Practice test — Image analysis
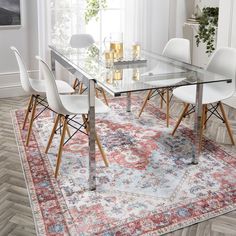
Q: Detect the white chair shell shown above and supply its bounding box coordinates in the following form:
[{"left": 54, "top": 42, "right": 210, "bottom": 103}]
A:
[
  {"left": 162, "top": 38, "right": 191, "bottom": 63},
  {"left": 162, "top": 38, "right": 191, "bottom": 64},
  {"left": 70, "top": 34, "right": 95, "bottom": 48},
  {"left": 11, "top": 46, "right": 34, "bottom": 94}
]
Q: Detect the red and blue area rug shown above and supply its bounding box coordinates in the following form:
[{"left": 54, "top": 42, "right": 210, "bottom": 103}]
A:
[{"left": 12, "top": 96, "right": 236, "bottom": 235}]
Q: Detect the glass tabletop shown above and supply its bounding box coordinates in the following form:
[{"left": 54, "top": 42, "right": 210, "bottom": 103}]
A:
[{"left": 50, "top": 44, "right": 233, "bottom": 97}]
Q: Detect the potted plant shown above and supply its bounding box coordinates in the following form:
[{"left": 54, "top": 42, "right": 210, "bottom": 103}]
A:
[{"left": 195, "top": 7, "right": 219, "bottom": 55}]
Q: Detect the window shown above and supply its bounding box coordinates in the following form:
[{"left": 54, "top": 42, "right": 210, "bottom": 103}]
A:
[
  {"left": 50, "top": 0, "right": 124, "bottom": 46},
  {"left": 49, "top": 0, "right": 170, "bottom": 54}
]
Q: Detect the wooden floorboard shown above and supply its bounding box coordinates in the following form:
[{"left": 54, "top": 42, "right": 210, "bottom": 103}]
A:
[{"left": 0, "top": 95, "right": 236, "bottom": 236}]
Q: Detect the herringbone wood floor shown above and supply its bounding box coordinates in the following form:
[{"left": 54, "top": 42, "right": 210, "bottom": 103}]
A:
[
  {"left": 0, "top": 95, "right": 236, "bottom": 236},
  {"left": 0, "top": 96, "right": 36, "bottom": 236}
]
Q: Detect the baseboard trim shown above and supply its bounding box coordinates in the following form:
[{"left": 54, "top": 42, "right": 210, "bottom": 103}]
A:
[
  {"left": 0, "top": 85, "right": 27, "bottom": 98},
  {"left": 0, "top": 70, "right": 39, "bottom": 76},
  {"left": 0, "top": 70, "right": 38, "bottom": 98}
]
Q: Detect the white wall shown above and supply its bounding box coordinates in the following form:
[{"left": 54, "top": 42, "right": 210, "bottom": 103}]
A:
[{"left": 0, "top": 0, "right": 39, "bottom": 98}]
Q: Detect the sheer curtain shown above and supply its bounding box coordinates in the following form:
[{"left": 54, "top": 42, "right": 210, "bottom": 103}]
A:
[
  {"left": 37, "top": 0, "right": 86, "bottom": 61},
  {"left": 38, "top": 0, "right": 176, "bottom": 81},
  {"left": 124, "top": 0, "right": 170, "bottom": 54},
  {"left": 37, "top": 0, "right": 50, "bottom": 63},
  {"left": 50, "top": 0, "right": 86, "bottom": 46},
  {"left": 37, "top": 0, "right": 86, "bottom": 81},
  {"left": 218, "top": 0, "right": 236, "bottom": 108},
  {"left": 38, "top": 0, "right": 173, "bottom": 58}
]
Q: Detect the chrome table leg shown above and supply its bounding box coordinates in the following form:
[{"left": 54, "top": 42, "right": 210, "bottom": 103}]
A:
[
  {"left": 126, "top": 92, "right": 131, "bottom": 112},
  {"left": 50, "top": 50, "right": 56, "bottom": 72},
  {"left": 88, "top": 79, "right": 96, "bottom": 190},
  {"left": 50, "top": 51, "right": 56, "bottom": 120},
  {"left": 193, "top": 83, "right": 203, "bottom": 164}
]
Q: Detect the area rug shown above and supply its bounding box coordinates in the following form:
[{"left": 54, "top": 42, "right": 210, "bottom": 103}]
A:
[{"left": 12, "top": 96, "right": 236, "bottom": 236}]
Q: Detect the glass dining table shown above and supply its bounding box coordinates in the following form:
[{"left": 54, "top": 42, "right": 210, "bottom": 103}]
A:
[{"left": 49, "top": 44, "right": 232, "bottom": 191}]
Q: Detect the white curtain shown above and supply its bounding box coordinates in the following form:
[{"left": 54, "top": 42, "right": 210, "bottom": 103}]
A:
[
  {"left": 217, "top": 0, "right": 236, "bottom": 108},
  {"left": 37, "top": 0, "right": 87, "bottom": 60},
  {"left": 169, "top": 0, "right": 192, "bottom": 39},
  {"left": 124, "top": 0, "right": 170, "bottom": 54},
  {"left": 37, "top": 0, "right": 86, "bottom": 82},
  {"left": 39, "top": 0, "right": 174, "bottom": 58},
  {"left": 37, "top": 0, "right": 50, "bottom": 62}
]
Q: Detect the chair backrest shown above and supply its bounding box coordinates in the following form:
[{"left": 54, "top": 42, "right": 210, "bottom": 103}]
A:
[
  {"left": 36, "top": 56, "right": 68, "bottom": 115},
  {"left": 10, "top": 46, "right": 33, "bottom": 94},
  {"left": 162, "top": 38, "right": 191, "bottom": 64},
  {"left": 70, "top": 34, "right": 95, "bottom": 48},
  {"left": 206, "top": 47, "right": 236, "bottom": 96}
]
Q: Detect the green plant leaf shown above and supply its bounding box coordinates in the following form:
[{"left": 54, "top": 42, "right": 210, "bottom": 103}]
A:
[
  {"left": 85, "top": 0, "right": 107, "bottom": 24},
  {"left": 195, "top": 7, "right": 218, "bottom": 56}
]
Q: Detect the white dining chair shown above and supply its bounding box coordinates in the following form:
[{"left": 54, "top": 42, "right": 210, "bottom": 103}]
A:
[
  {"left": 70, "top": 34, "right": 109, "bottom": 106},
  {"left": 36, "top": 56, "right": 110, "bottom": 178},
  {"left": 172, "top": 47, "right": 236, "bottom": 147},
  {"left": 138, "top": 38, "right": 191, "bottom": 127},
  {"left": 11, "top": 47, "right": 74, "bottom": 146}
]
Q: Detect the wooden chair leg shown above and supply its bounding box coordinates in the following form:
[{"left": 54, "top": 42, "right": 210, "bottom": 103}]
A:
[
  {"left": 101, "top": 88, "right": 109, "bottom": 106},
  {"left": 79, "top": 83, "right": 83, "bottom": 94},
  {"left": 138, "top": 90, "right": 153, "bottom": 118},
  {"left": 73, "top": 78, "right": 79, "bottom": 89},
  {"left": 57, "top": 116, "right": 71, "bottom": 138},
  {"left": 95, "top": 132, "right": 109, "bottom": 167},
  {"left": 199, "top": 105, "right": 206, "bottom": 151},
  {"left": 82, "top": 114, "right": 89, "bottom": 133},
  {"left": 203, "top": 105, "right": 208, "bottom": 130},
  {"left": 166, "top": 89, "right": 170, "bottom": 127},
  {"left": 172, "top": 103, "right": 190, "bottom": 136},
  {"left": 23, "top": 95, "right": 33, "bottom": 130},
  {"left": 45, "top": 114, "right": 60, "bottom": 153},
  {"left": 83, "top": 114, "right": 108, "bottom": 167},
  {"left": 26, "top": 96, "right": 38, "bottom": 146},
  {"left": 55, "top": 116, "right": 67, "bottom": 178},
  {"left": 96, "top": 89, "right": 99, "bottom": 98},
  {"left": 219, "top": 102, "right": 235, "bottom": 145},
  {"left": 160, "top": 90, "right": 164, "bottom": 109},
  {"left": 65, "top": 121, "right": 71, "bottom": 137}
]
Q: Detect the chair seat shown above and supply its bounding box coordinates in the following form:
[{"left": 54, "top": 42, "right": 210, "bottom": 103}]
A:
[
  {"left": 30, "top": 79, "right": 74, "bottom": 94},
  {"left": 173, "top": 83, "right": 234, "bottom": 105},
  {"left": 60, "top": 95, "right": 110, "bottom": 115},
  {"left": 145, "top": 77, "right": 185, "bottom": 88}
]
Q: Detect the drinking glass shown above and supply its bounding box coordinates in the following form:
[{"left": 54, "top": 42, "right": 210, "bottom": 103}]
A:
[
  {"left": 106, "top": 70, "right": 114, "bottom": 84},
  {"left": 104, "top": 32, "right": 123, "bottom": 60},
  {"left": 132, "top": 68, "right": 140, "bottom": 81},
  {"left": 104, "top": 51, "right": 114, "bottom": 68},
  {"left": 113, "top": 69, "right": 123, "bottom": 80},
  {"left": 132, "top": 43, "right": 141, "bottom": 60}
]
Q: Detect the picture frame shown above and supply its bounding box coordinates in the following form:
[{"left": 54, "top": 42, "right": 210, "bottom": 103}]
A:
[{"left": 0, "top": 0, "right": 21, "bottom": 27}]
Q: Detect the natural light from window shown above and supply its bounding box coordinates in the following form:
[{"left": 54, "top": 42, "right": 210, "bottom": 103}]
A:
[{"left": 50, "top": 0, "right": 125, "bottom": 47}]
